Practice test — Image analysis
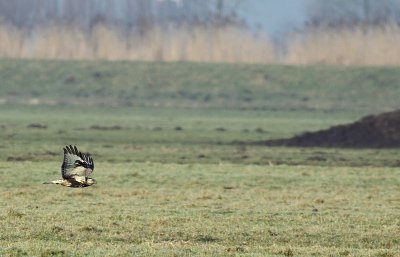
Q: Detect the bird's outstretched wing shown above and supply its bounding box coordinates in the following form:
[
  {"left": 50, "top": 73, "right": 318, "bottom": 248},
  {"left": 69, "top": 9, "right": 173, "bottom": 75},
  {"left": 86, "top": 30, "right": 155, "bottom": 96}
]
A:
[{"left": 61, "top": 145, "right": 94, "bottom": 181}]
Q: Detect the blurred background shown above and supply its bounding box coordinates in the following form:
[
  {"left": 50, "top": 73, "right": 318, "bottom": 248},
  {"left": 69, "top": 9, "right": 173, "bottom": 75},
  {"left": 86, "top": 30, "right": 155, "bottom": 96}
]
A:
[{"left": 1, "top": 0, "right": 400, "bottom": 65}]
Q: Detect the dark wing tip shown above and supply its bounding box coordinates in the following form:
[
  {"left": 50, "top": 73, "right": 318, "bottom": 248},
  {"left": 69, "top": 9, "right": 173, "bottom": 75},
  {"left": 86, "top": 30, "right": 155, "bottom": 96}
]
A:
[
  {"left": 64, "top": 145, "right": 80, "bottom": 155},
  {"left": 63, "top": 145, "right": 94, "bottom": 170},
  {"left": 65, "top": 145, "right": 72, "bottom": 154},
  {"left": 89, "top": 155, "right": 94, "bottom": 170}
]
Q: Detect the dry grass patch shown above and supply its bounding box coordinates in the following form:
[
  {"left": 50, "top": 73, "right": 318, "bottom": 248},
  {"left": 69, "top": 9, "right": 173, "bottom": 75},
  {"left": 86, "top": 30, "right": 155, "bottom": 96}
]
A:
[
  {"left": 0, "top": 23, "right": 275, "bottom": 64},
  {"left": 286, "top": 25, "right": 400, "bottom": 66}
]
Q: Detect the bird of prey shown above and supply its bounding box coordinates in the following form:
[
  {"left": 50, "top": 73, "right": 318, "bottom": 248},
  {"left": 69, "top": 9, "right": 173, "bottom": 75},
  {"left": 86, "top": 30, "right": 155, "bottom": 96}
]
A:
[{"left": 44, "top": 145, "right": 96, "bottom": 187}]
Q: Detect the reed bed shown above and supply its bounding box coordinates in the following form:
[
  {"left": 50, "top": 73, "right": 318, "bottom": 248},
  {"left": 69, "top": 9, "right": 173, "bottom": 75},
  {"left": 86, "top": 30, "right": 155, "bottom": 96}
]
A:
[
  {"left": 0, "top": 23, "right": 275, "bottom": 63},
  {"left": 2, "top": 22, "right": 400, "bottom": 65}
]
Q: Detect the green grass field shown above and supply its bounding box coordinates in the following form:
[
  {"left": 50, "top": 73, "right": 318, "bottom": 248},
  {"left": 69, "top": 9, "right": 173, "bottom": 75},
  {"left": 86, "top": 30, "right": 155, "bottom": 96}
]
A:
[
  {"left": 1, "top": 60, "right": 400, "bottom": 113},
  {"left": 1, "top": 60, "right": 400, "bottom": 256}
]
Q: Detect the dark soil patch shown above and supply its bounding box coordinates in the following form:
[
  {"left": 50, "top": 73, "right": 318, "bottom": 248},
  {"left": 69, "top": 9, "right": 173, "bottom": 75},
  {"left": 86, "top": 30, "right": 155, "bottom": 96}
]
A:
[
  {"left": 263, "top": 110, "right": 400, "bottom": 148},
  {"left": 90, "top": 125, "right": 123, "bottom": 131},
  {"left": 27, "top": 123, "right": 47, "bottom": 129},
  {"left": 7, "top": 156, "right": 33, "bottom": 162},
  {"left": 255, "top": 127, "right": 267, "bottom": 133},
  {"left": 174, "top": 126, "right": 183, "bottom": 131},
  {"left": 64, "top": 75, "right": 76, "bottom": 84},
  {"left": 215, "top": 127, "right": 227, "bottom": 132}
]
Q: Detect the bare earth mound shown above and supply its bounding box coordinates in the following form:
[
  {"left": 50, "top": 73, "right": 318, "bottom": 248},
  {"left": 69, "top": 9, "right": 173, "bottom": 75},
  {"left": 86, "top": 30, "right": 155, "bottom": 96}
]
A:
[{"left": 264, "top": 110, "right": 400, "bottom": 148}]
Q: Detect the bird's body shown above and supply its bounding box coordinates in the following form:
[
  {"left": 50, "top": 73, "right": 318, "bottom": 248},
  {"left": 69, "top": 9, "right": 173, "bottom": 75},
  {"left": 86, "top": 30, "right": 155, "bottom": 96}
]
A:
[
  {"left": 43, "top": 178, "right": 96, "bottom": 187},
  {"left": 44, "top": 145, "right": 96, "bottom": 188}
]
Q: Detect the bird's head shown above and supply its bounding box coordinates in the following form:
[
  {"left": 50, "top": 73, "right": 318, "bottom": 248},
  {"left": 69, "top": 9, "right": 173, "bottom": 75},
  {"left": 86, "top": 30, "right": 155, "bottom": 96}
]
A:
[
  {"left": 74, "top": 160, "right": 87, "bottom": 168},
  {"left": 86, "top": 178, "right": 97, "bottom": 185}
]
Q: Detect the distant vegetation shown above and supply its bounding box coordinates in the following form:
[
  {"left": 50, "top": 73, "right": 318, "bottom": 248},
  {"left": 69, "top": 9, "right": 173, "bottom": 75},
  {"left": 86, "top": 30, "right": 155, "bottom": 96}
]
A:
[
  {"left": 0, "top": 23, "right": 274, "bottom": 63},
  {"left": 1, "top": 0, "right": 400, "bottom": 65},
  {"left": 0, "top": 0, "right": 274, "bottom": 63}
]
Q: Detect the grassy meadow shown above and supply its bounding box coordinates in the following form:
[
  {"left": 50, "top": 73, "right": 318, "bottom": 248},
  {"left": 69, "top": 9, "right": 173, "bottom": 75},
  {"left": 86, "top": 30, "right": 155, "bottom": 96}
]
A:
[{"left": 1, "top": 60, "right": 400, "bottom": 256}]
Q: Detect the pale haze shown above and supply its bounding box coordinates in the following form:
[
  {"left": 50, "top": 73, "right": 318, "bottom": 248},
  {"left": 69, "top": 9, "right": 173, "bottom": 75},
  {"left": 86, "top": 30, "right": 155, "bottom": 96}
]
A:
[{"left": 239, "top": 0, "right": 309, "bottom": 36}]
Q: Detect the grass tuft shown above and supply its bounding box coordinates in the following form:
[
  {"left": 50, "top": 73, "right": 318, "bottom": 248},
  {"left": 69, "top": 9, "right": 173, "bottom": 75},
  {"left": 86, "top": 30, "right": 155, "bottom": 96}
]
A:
[
  {"left": 80, "top": 226, "right": 103, "bottom": 234},
  {"left": 196, "top": 235, "right": 220, "bottom": 243},
  {"left": 40, "top": 250, "right": 68, "bottom": 257},
  {"left": 6, "top": 208, "right": 25, "bottom": 219},
  {"left": 282, "top": 248, "right": 294, "bottom": 257},
  {"left": 2, "top": 248, "right": 29, "bottom": 257}
]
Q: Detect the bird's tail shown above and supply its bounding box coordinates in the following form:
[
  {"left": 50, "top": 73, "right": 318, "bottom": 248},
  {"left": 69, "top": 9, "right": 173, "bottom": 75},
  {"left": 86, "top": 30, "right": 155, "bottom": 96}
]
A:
[{"left": 43, "top": 180, "right": 63, "bottom": 185}]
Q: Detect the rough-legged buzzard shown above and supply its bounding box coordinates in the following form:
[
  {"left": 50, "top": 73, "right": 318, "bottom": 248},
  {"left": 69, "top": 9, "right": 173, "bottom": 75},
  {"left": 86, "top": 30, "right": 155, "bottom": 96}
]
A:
[{"left": 44, "top": 145, "right": 96, "bottom": 187}]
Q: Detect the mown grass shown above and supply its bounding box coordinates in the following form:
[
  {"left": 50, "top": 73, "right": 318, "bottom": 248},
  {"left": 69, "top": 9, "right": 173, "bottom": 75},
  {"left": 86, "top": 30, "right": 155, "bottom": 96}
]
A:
[{"left": 1, "top": 162, "right": 400, "bottom": 256}]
